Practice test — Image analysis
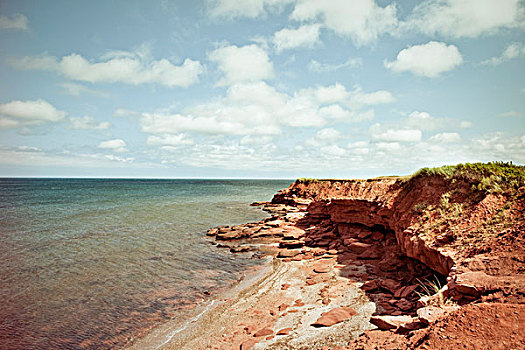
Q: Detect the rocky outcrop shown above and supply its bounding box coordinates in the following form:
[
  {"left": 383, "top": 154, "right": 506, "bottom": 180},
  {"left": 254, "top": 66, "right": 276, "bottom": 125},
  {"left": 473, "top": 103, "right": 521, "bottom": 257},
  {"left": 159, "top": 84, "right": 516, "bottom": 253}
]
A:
[{"left": 271, "top": 174, "right": 524, "bottom": 304}]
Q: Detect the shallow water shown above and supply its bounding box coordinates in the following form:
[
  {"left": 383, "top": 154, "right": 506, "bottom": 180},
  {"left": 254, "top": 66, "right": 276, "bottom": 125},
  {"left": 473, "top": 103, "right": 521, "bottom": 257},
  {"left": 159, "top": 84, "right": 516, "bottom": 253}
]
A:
[{"left": 0, "top": 178, "right": 292, "bottom": 350}]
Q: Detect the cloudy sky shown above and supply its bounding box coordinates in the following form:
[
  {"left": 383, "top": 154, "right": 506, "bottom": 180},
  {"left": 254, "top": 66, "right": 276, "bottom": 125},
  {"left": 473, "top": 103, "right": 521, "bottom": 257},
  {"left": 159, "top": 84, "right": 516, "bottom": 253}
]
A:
[{"left": 0, "top": 0, "right": 524, "bottom": 178}]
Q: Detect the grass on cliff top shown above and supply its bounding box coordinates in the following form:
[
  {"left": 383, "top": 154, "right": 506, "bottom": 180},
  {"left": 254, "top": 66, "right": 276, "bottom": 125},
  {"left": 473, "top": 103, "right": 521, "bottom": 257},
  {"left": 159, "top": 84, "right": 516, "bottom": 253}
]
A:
[{"left": 411, "top": 161, "right": 525, "bottom": 194}]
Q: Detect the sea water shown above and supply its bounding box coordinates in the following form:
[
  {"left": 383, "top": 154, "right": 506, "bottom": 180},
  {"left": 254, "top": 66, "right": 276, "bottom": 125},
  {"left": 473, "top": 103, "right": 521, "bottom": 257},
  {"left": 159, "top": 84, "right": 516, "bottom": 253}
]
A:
[{"left": 0, "top": 178, "right": 292, "bottom": 350}]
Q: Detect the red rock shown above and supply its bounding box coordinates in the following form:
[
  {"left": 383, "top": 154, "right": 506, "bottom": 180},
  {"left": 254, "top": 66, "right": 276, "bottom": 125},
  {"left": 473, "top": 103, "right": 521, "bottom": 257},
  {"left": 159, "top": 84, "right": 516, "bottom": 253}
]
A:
[
  {"left": 277, "top": 249, "right": 301, "bottom": 258},
  {"left": 281, "top": 283, "right": 291, "bottom": 290},
  {"left": 240, "top": 339, "right": 257, "bottom": 349},
  {"left": 370, "top": 315, "right": 414, "bottom": 330},
  {"left": 322, "top": 298, "right": 331, "bottom": 305},
  {"left": 206, "top": 228, "right": 219, "bottom": 236},
  {"left": 370, "top": 231, "right": 384, "bottom": 241},
  {"left": 379, "top": 279, "right": 402, "bottom": 293},
  {"left": 243, "top": 325, "right": 257, "bottom": 334},
  {"left": 395, "top": 298, "right": 413, "bottom": 311},
  {"left": 358, "top": 230, "right": 373, "bottom": 239},
  {"left": 361, "top": 280, "right": 379, "bottom": 292},
  {"left": 417, "top": 305, "right": 460, "bottom": 324},
  {"left": 394, "top": 284, "right": 419, "bottom": 298},
  {"left": 278, "top": 303, "right": 290, "bottom": 312},
  {"left": 311, "top": 307, "right": 357, "bottom": 327},
  {"left": 253, "top": 328, "right": 273, "bottom": 337},
  {"left": 277, "top": 327, "right": 293, "bottom": 335},
  {"left": 279, "top": 240, "right": 304, "bottom": 249},
  {"left": 347, "top": 242, "right": 372, "bottom": 254},
  {"left": 358, "top": 249, "right": 383, "bottom": 260},
  {"left": 313, "top": 261, "right": 332, "bottom": 273}
]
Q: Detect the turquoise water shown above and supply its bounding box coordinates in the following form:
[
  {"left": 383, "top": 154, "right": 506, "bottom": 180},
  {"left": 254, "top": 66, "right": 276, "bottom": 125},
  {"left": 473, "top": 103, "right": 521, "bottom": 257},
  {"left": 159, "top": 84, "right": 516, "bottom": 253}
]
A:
[{"left": 0, "top": 179, "right": 292, "bottom": 350}]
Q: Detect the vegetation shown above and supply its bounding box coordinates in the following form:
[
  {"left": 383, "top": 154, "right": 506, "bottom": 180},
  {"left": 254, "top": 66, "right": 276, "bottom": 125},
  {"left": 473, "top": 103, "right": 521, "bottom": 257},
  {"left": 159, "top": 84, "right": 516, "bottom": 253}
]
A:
[
  {"left": 416, "top": 275, "right": 452, "bottom": 307},
  {"left": 296, "top": 178, "right": 320, "bottom": 184},
  {"left": 412, "top": 161, "right": 525, "bottom": 194}
]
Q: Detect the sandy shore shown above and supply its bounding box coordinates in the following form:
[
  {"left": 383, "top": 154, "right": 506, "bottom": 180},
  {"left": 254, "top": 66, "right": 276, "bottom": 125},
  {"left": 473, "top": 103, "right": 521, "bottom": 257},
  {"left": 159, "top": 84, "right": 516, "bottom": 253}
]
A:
[
  {"left": 167, "top": 258, "right": 372, "bottom": 349},
  {"left": 127, "top": 252, "right": 375, "bottom": 350}
]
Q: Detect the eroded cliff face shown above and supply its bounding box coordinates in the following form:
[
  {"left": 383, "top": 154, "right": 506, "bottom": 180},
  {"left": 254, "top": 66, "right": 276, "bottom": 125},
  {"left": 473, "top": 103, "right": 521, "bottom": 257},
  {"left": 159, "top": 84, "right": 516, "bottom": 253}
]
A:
[{"left": 272, "top": 175, "right": 525, "bottom": 301}]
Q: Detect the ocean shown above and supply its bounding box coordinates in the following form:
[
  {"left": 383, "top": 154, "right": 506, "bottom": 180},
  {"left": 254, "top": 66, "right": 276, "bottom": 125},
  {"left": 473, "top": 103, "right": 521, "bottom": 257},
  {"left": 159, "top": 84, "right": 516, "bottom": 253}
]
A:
[{"left": 0, "top": 178, "right": 292, "bottom": 350}]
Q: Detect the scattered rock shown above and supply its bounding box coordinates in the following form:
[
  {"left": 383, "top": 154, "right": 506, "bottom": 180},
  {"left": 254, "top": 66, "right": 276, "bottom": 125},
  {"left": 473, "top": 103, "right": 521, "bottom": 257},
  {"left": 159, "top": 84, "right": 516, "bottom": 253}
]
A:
[
  {"left": 379, "top": 279, "right": 402, "bottom": 294},
  {"left": 277, "top": 249, "right": 301, "bottom": 258},
  {"left": 361, "top": 280, "right": 379, "bottom": 292},
  {"left": 253, "top": 328, "right": 273, "bottom": 337},
  {"left": 347, "top": 242, "right": 372, "bottom": 254},
  {"left": 395, "top": 298, "right": 413, "bottom": 311},
  {"left": 394, "top": 284, "right": 419, "bottom": 298},
  {"left": 277, "top": 328, "right": 293, "bottom": 335},
  {"left": 370, "top": 315, "right": 415, "bottom": 330},
  {"left": 312, "top": 307, "right": 357, "bottom": 327}
]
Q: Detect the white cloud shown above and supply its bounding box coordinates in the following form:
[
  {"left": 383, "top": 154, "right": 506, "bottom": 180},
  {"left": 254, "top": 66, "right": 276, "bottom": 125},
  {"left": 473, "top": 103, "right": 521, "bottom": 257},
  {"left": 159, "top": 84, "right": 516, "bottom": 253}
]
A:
[
  {"left": 305, "top": 127, "right": 342, "bottom": 147},
  {"left": 460, "top": 121, "right": 473, "bottom": 129},
  {"left": 114, "top": 108, "right": 139, "bottom": 117},
  {"left": 146, "top": 134, "right": 194, "bottom": 147},
  {"left": 12, "top": 51, "right": 204, "bottom": 88},
  {"left": 499, "top": 110, "right": 525, "bottom": 118},
  {"left": 140, "top": 82, "right": 388, "bottom": 140},
  {"left": 0, "top": 99, "right": 67, "bottom": 128},
  {"left": 59, "top": 83, "right": 109, "bottom": 97},
  {"left": 371, "top": 124, "right": 422, "bottom": 142},
  {"left": 384, "top": 41, "right": 463, "bottom": 77},
  {"left": 208, "top": 44, "right": 274, "bottom": 86},
  {"left": 482, "top": 42, "right": 525, "bottom": 65},
  {"left": 0, "top": 14, "right": 28, "bottom": 31},
  {"left": 69, "top": 116, "right": 110, "bottom": 130},
  {"left": 349, "top": 87, "right": 395, "bottom": 108},
  {"left": 375, "top": 142, "right": 403, "bottom": 153},
  {"left": 308, "top": 57, "right": 362, "bottom": 73},
  {"left": 240, "top": 135, "right": 274, "bottom": 146},
  {"left": 98, "top": 139, "right": 128, "bottom": 153},
  {"left": 428, "top": 132, "right": 462, "bottom": 143},
  {"left": 273, "top": 24, "right": 321, "bottom": 51},
  {"left": 321, "top": 144, "right": 346, "bottom": 157},
  {"left": 290, "top": 0, "right": 398, "bottom": 46},
  {"left": 207, "top": 0, "right": 293, "bottom": 19},
  {"left": 407, "top": 0, "right": 524, "bottom": 38},
  {"left": 347, "top": 141, "right": 370, "bottom": 155}
]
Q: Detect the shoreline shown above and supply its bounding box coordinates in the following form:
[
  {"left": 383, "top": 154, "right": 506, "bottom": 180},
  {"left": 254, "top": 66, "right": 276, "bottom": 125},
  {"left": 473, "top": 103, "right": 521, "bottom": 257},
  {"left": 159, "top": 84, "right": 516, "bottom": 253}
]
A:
[{"left": 125, "top": 256, "right": 276, "bottom": 350}]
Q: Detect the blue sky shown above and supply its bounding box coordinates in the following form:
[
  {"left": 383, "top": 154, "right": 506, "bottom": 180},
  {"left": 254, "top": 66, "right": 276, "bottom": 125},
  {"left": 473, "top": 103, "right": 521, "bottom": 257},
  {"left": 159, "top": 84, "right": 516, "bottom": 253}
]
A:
[{"left": 0, "top": 0, "right": 524, "bottom": 178}]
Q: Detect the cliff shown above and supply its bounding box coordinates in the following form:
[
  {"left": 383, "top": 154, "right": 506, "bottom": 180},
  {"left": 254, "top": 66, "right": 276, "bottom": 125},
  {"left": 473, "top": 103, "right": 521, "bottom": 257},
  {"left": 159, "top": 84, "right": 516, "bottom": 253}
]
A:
[{"left": 273, "top": 163, "right": 525, "bottom": 302}]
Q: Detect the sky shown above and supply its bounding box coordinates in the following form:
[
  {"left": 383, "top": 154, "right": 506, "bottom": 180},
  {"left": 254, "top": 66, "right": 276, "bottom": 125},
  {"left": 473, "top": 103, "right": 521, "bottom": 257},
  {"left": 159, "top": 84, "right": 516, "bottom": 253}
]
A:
[{"left": 0, "top": 0, "right": 524, "bottom": 179}]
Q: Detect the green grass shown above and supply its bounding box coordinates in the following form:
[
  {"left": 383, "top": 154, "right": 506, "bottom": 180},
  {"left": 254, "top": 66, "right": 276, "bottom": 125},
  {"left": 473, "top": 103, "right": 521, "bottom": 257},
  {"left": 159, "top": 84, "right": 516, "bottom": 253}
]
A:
[
  {"left": 296, "top": 178, "right": 320, "bottom": 184},
  {"left": 411, "top": 161, "right": 525, "bottom": 194}
]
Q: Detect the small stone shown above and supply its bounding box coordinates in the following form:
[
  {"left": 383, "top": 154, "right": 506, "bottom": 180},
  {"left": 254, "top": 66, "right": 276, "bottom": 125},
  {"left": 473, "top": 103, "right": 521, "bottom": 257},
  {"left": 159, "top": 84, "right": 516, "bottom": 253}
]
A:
[
  {"left": 394, "top": 285, "right": 419, "bottom": 298},
  {"left": 281, "top": 283, "right": 291, "bottom": 290},
  {"left": 361, "top": 280, "right": 379, "bottom": 292},
  {"left": 395, "top": 298, "right": 413, "bottom": 311},
  {"left": 370, "top": 315, "right": 414, "bottom": 330},
  {"left": 253, "top": 328, "right": 273, "bottom": 337},
  {"left": 379, "top": 279, "right": 402, "bottom": 294},
  {"left": 311, "top": 307, "right": 357, "bottom": 327},
  {"left": 279, "top": 303, "right": 290, "bottom": 312},
  {"left": 347, "top": 242, "right": 372, "bottom": 254},
  {"left": 277, "top": 328, "right": 292, "bottom": 335},
  {"left": 277, "top": 249, "right": 301, "bottom": 258}
]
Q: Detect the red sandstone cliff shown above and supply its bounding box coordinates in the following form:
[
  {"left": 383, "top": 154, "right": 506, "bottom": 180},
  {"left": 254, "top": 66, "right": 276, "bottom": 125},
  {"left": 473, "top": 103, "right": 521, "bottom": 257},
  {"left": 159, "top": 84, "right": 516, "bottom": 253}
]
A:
[{"left": 272, "top": 170, "right": 525, "bottom": 303}]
